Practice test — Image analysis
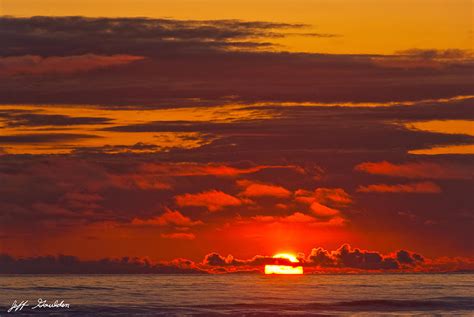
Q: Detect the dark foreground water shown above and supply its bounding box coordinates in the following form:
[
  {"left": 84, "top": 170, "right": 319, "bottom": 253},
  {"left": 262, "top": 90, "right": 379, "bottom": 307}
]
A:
[{"left": 0, "top": 274, "right": 473, "bottom": 316}]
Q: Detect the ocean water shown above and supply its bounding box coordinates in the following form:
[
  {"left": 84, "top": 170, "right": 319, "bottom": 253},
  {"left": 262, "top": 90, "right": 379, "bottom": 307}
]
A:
[{"left": 0, "top": 274, "right": 473, "bottom": 316}]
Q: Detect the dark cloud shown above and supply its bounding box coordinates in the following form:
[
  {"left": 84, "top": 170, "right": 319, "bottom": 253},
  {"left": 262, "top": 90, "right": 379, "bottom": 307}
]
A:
[
  {"left": 107, "top": 119, "right": 471, "bottom": 153},
  {"left": 396, "top": 49, "right": 473, "bottom": 60},
  {"left": 396, "top": 250, "right": 424, "bottom": 265},
  {"left": 203, "top": 252, "right": 297, "bottom": 267},
  {"left": 0, "top": 110, "right": 112, "bottom": 127},
  {"left": 0, "top": 54, "right": 144, "bottom": 76},
  {"left": 0, "top": 18, "right": 472, "bottom": 106},
  {"left": 100, "top": 98, "right": 474, "bottom": 156},
  {"left": 0, "top": 246, "right": 470, "bottom": 274},
  {"left": 0, "top": 133, "right": 99, "bottom": 144},
  {"left": 0, "top": 254, "right": 205, "bottom": 274},
  {"left": 203, "top": 244, "right": 429, "bottom": 271},
  {"left": 0, "top": 16, "right": 305, "bottom": 57},
  {"left": 304, "top": 244, "right": 424, "bottom": 270}
]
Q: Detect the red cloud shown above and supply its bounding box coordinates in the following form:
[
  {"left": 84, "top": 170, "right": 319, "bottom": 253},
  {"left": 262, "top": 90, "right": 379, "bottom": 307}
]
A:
[
  {"left": 0, "top": 54, "right": 144, "bottom": 76},
  {"left": 357, "top": 181, "right": 441, "bottom": 193},
  {"left": 355, "top": 161, "right": 472, "bottom": 179},
  {"left": 314, "top": 188, "right": 352, "bottom": 206},
  {"left": 139, "top": 163, "right": 304, "bottom": 177},
  {"left": 310, "top": 202, "right": 340, "bottom": 217},
  {"left": 251, "top": 212, "right": 345, "bottom": 227},
  {"left": 131, "top": 209, "right": 202, "bottom": 227},
  {"left": 295, "top": 187, "right": 351, "bottom": 206},
  {"left": 237, "top": 180, "right": 292, "bottom": 198},
  {"left": 252, "top": 212, "right": 315, "bottom": 223},
  {"left": 175, "top": 190, "right": 242, "bottom": 212},
  {"left": 161, "top": 233, "right": 196, "bottom": 240},
  {"left": 294, "top": 188, "right": 347, "bottom": 221}
]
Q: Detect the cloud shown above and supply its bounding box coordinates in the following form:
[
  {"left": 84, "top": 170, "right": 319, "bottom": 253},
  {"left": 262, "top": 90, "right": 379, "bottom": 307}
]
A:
[
  {"left": 0, "top": 133, "right": 99, "bottom": 144},
  {"left": 139, "top": 163, "right": 300, "bottom": 177},
  {"left": 1, "top": 245, "right": 473, "bottom": 274},
  {"left": 357, "top": 181, "right": 441, "bottom": 193},
  {"left": 0, "top": 16, "right": 305, "bottom": 57},
  {"left": 131, "top": 209, "right": 203, "bottom": 227},
  {"left": 309, "top": 202, "right": 340, "bottom": 217},
  {"left": 161, "top": 232, "right": 196, "bottom": 240},
  {"left": 0, "top": 54, "right": 144, "bottom": 76},
  {"left": 396, "top": 250, "right": 424, "bottom": 265},
  {"left": 252, "top": 212, "right": 316, "bottom": 223},
  {"left": 0, "top": 18, "right": 472, "bottom": 106},
  {"left": 305, "top": 244, "right": 424, "bottom": 270},
  {"left": 250, "top": 212, "right": 345, "bottom": 227},
  {"left": 0, "top": 110, "right": 112, "bottom": 127},
  {"left": 314, "top": 188, "right": 352, "bottom": 206},
  {"left": 0, "top": 254, "right": 205, "bottom": 274},
  {"left": 202, "top": 244, "right": 432, "bottom": 272},
  {"left": 355, "top": 161, "right": 473, "bottom": 180},
  {"left": 237, "top": 179, "right": 292, "bottom": 198},
  {"left": 109, "top": 174, "right": 172, "bottom": 190},
  {"left": 294, "top": 188, "right": 347, "bottom": 218},
  {"left": 175, "top": 190, "right": 242, "bottom": 212},
  {"left": 202, "top": 252, "right": 294, "bottom": 267},
  {"left": 396, "top": 49, "right": 473, "bottom": 60},
  {"left": 371, "top": 49, "right": 473, "bottom": 69}
]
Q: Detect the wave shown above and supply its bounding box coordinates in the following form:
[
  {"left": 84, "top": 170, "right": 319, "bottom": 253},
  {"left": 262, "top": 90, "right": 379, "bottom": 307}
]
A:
[
  {"left": 1, "top": 285, "right": 114, "bottom": 291},
  {"left": 190, "top": 297, "right": 474, "bottom": 312},
  {"left": 2, "top": 298, "right": 472, "bottom": 317}
]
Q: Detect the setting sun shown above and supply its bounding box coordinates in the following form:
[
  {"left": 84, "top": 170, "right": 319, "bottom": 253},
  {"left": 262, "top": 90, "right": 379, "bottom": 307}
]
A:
[{"left": 264, "top": 253, "right": 304, "bottom": 275}]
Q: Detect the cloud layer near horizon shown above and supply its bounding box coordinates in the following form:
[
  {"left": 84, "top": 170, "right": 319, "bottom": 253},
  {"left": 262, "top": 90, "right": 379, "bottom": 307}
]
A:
[{"left": 1, "top": 244, "right": 472, "bottom": 274}]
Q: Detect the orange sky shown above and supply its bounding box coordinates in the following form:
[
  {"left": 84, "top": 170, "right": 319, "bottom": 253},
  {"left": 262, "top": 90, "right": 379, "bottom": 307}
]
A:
[
  {"left": 1, "top": 0, "right": 472, "bottom": 54},
  {"left": 0, "top": 0, "right": 473, "bottom": 273}
]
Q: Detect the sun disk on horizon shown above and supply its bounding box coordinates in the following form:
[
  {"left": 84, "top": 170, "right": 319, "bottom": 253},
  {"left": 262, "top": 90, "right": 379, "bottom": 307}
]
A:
[{"left": 264, "top": 253, "right": 303, "bottom": 275}]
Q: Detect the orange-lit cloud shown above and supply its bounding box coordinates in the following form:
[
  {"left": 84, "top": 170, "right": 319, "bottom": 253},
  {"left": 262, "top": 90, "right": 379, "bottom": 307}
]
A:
[
  {"left": 293, "top": 188, "right": 346, "bottom": 219},
  {"left": 175, "top": 190, "right": 242, "bottom": 212},
  {"left": 314, "top": 188, "right": 352, "bottom": 206},
  {"left": 309, "top": 202, "right": 340, "bottom": 217},
  {"left": 161, "top": 232, "right": 196, "bottom": 240},
  {"left": 140, "top": 163, "right": 300, "bottom": 177},
  {"left": 250, "top": 212, "right": 345, "bottom": 228},
  {"left": 355, "top": 161, "right": 472, "bottom": 180},
  {"left": 295, "top": 188, "right": 351, "bottom": 206},
  {"left": 131, "top": 209, "right": 202, "bottom": 227},
  {"left": 357, "top": 181, "right": 441, "bottom": 193},
  {"left": 237, "top": 179, "right": 292, "bottom": 198},
  {"left": 252, "top": 212, "right": 314, "bottom": 223}
]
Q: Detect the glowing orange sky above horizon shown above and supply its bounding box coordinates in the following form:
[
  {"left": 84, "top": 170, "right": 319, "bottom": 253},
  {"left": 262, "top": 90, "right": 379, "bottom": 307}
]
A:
[
  {"left": 0, "top": 0, "right": 473, "bottom": 268},
  {"left": 1, "top": 0, "right": 471, "bottom": 54}
]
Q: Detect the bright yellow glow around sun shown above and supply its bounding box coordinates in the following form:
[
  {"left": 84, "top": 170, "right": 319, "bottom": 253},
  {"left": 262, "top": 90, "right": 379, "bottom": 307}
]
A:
[{"left": 264, "top": 253, "right": 303, "bottom": 275}]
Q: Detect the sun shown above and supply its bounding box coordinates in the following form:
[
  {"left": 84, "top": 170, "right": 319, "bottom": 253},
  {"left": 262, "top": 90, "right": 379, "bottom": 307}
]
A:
[{"left": 264, "top": 253, "right": 304, "bottom": 275}]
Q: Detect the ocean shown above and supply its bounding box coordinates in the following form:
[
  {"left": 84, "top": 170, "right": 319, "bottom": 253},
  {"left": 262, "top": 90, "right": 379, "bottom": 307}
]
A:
[{"left": 0, "top": 274, "right": 473, "bottom": 316}]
